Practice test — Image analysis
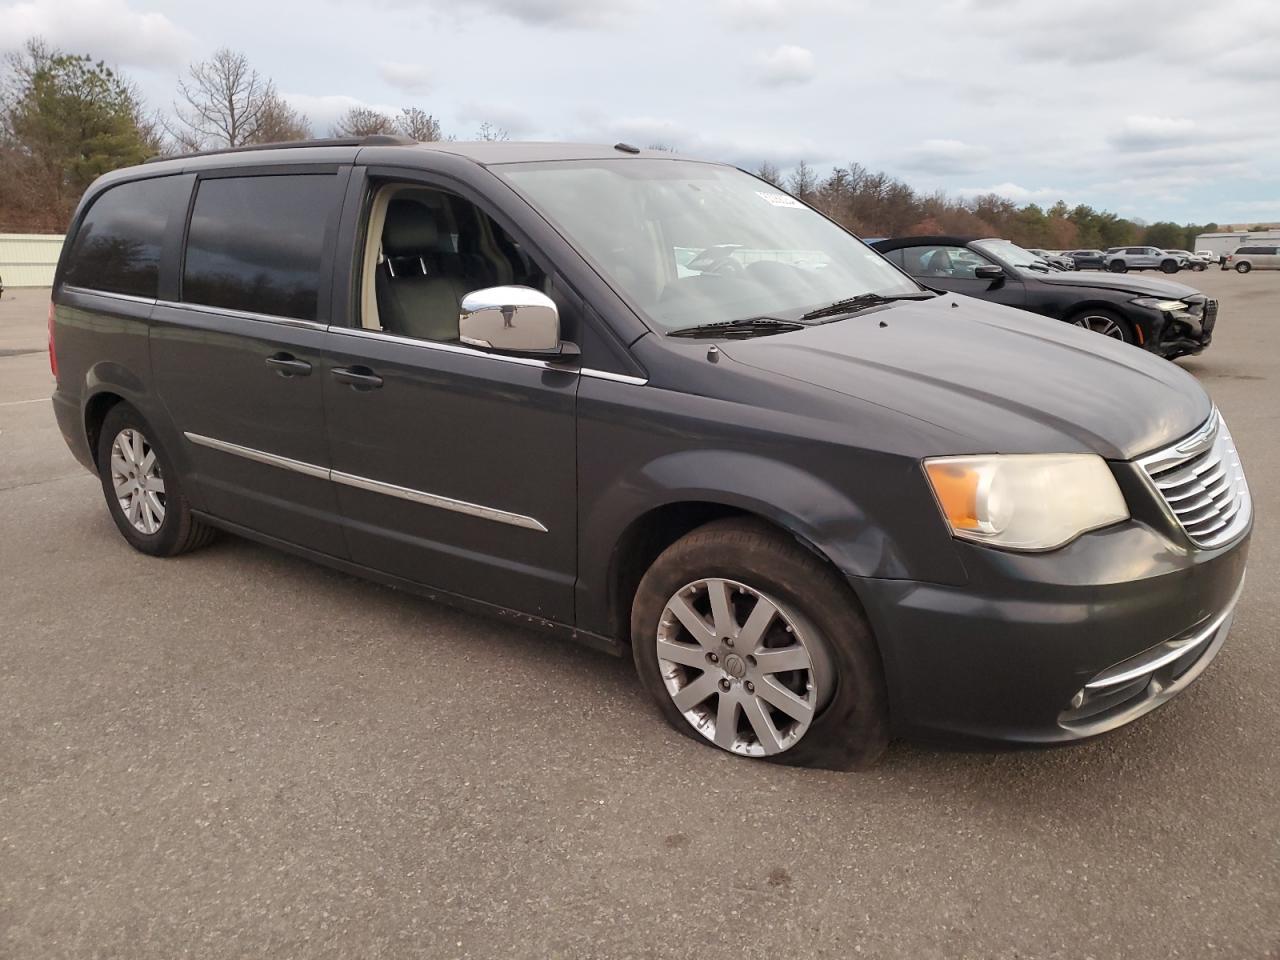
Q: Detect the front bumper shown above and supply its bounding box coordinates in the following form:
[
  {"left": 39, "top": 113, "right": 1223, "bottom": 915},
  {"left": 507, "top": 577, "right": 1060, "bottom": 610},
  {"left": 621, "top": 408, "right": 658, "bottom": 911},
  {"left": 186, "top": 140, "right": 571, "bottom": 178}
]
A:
[
  {"left": 853, "top": 519, "right": 1250, "bottom": 746},
  {"left": 1146, "top": 296, "right": 1216, "bottom": 357}
]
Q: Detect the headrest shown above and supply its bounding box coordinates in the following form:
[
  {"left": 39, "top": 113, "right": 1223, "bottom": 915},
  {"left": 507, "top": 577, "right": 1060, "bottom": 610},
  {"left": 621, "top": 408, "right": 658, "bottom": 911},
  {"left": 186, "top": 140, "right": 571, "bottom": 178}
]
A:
[{"left": 382, "top": 198, "right": 440, "bottom": 256}]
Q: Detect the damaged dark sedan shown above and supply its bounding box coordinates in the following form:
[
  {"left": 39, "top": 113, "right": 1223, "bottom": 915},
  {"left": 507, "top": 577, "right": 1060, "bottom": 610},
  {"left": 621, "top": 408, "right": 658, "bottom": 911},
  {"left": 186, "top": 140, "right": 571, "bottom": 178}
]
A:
[{"left": 872, "top": 235, "right": 1216, "bottom": 359}]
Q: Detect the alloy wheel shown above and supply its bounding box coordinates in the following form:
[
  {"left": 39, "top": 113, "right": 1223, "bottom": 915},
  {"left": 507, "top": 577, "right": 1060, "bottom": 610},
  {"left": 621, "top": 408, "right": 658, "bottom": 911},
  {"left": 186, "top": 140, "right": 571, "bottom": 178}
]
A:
[
  {"left": 109, "top": 428, "right": 166, "bottom": 534},
  {"left": 1073, "top": 315, "right": 1125, "bottom": 339},
  {"left": 655, "top": 578, "right": 833, "bottom": 757}
]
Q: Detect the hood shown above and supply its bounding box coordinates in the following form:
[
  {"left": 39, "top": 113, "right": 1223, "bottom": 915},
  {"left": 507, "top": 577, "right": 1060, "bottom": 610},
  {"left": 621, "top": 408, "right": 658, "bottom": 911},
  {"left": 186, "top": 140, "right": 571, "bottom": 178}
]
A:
[
  {"left": 1032, "top": 270, "right": 1202, "bottom": 298},
  {"left": 720, "top": 294, "right": 1211, "bottom": 460}
]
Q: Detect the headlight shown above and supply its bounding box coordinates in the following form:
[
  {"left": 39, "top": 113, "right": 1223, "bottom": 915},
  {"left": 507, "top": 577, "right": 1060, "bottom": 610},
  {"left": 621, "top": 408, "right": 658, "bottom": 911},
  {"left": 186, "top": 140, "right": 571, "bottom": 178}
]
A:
[
  {"left": 1131, "top": 297, "right": 1188, "bottom": 312},
  {"left": 923, "top": 454, "right": 1129, "bottom": 551}
]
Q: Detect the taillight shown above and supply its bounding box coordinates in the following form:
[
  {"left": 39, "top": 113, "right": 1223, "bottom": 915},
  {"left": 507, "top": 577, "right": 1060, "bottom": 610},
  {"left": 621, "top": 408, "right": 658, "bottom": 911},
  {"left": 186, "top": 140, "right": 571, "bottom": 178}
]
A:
[{"left": 48, "top": 301, "right": 57, "bottom": 378}]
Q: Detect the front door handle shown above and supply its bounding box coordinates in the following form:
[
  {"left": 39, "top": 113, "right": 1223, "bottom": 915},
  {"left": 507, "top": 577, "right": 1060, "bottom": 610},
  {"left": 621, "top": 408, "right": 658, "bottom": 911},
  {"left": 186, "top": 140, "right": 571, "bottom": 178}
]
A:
[
  {"left": 332, "top": 366, "right": 384, "bottom": 390},
  {"left": 266, "top": 353, "right": 312, "bottom": 377}
]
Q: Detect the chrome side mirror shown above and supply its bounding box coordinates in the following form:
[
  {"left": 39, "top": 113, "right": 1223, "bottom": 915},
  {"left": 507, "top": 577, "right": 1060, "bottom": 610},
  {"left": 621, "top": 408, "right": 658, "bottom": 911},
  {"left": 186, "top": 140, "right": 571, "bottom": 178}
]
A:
[{"left": 459, "top": 286, "right": 561, "bottom": 355}]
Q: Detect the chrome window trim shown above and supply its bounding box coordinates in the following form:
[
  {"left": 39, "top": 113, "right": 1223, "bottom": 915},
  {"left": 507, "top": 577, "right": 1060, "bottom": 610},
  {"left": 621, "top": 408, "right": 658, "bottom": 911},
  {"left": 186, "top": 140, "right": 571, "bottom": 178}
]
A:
[
  {"left": 328, "top": 325, "right": 559, "bottom": 369},
  {"left": 580, "top": 368, "right": 648, "bottom": 386},
  {"left": 183, "top": 431, "right": 546, "bottom": 532},
  {"left": 62, "top": 285, "right": 158, "bottom": 306},
  {"left": 155, "top": 299, "right": 326, "bottom": 330}
]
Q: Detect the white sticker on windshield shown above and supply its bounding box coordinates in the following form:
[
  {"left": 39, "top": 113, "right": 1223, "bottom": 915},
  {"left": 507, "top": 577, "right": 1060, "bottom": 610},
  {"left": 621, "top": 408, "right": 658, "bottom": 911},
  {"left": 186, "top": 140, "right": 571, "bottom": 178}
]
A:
[{"left": 756, "top": 191, "right": 805, "bottom": 209}]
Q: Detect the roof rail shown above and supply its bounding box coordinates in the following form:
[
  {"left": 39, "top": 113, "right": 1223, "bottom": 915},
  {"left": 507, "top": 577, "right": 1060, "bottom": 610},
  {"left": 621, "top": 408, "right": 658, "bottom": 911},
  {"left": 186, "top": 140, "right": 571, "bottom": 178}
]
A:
[{"left": 144, "top": 134, "right": 417, "bottom": 164}]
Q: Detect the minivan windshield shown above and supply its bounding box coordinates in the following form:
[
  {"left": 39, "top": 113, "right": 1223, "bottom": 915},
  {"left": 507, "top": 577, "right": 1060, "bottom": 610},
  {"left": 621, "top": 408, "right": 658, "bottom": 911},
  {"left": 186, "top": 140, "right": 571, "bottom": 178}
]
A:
[{"left": 495, "top": 159, "right": 922, "bottom": 333}]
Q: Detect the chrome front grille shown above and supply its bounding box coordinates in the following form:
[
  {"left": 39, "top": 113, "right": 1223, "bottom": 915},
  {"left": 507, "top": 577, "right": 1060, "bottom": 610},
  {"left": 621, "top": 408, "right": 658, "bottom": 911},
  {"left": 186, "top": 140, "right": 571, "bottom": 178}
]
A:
[{"left": 1138, "top": 411, "right": 1251, "bottom": 548}]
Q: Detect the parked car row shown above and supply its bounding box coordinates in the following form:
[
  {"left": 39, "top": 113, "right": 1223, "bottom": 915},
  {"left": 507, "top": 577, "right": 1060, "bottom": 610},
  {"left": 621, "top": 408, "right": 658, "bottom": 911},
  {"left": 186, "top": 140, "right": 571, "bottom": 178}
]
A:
[
  {"left": 1034, "top": 248, "right": 1217, "bottom": 273},
  {"left": 49, "top": 139, "right": 1251, "bottom": 770}
]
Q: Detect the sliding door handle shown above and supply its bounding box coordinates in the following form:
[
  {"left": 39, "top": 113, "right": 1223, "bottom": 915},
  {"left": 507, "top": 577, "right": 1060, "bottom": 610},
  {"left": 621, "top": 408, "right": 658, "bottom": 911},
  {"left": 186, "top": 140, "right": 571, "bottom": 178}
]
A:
[
  {"left": 332, "top": 366, "right": 384, "bottom": 390},
  {"left": 265, "top": 353, "right": 312, "bottom": 377}
]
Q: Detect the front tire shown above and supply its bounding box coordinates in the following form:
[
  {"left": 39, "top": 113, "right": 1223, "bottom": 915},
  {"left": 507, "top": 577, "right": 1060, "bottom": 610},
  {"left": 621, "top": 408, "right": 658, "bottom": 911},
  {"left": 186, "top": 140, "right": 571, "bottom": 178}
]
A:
[
  {"left": 1068, "top": 308, "right": 1133, "bottom": 343},
  {"left": 1160, "top": 259, "right": 1179, "bottom": 274},
  {"left": 630, "top": 517, "right": 889, "bottom": 769},
  {"left": 1236, "top": 262, "right": 1252, "bottom": 274},
  {"left": 96, "top": 404, "right": 215, "bottom": 557}
]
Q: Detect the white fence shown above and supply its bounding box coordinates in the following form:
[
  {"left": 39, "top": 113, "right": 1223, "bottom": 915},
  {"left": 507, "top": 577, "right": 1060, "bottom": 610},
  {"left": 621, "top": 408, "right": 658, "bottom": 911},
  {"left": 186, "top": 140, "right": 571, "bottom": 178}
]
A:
[{"left": 0, "top": 233, "right": 65, "bottom": 287}]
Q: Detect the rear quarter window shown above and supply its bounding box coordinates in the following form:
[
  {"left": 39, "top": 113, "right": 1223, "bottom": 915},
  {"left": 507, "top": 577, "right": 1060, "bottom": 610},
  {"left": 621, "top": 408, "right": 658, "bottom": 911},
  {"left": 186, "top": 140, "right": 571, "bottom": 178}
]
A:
[
  {"left": 182, "top": 174, "right": 344, "bottom": 321},
  {"left": 63, "top": 176, "right": 188, "bottom": 298}
]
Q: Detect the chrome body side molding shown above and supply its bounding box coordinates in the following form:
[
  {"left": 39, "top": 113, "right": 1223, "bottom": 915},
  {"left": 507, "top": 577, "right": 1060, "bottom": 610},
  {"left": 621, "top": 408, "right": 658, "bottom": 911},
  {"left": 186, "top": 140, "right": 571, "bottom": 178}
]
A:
[{"left": 183, "top": 432, "right": 546, "bottom": 532}]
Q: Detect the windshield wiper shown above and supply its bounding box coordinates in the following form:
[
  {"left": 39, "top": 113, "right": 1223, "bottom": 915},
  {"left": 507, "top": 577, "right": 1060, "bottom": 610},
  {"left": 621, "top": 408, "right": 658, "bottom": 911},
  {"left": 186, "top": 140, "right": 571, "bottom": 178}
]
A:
[
  {"left": 799, "top": 291, "right": 935, "bottom": 322},
  {"left": 668, "top": 317, "right": 804, "bottom": 339}
]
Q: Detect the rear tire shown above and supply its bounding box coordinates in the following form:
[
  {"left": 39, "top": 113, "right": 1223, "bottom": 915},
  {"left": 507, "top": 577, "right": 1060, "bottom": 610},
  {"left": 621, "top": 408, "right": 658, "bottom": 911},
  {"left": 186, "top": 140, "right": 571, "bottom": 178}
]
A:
[
  {"left": 1236, "top": 262, "right": 1252, "bottom": 274},
  {"left": 630, "top": 517, "right": 889, "bottom": 770},
  {"left": 96, "top": 403, "right": 216, "bottom": 557},
  {"left": 1109, "top": 260, "right": 1128, "bottom": 273}
]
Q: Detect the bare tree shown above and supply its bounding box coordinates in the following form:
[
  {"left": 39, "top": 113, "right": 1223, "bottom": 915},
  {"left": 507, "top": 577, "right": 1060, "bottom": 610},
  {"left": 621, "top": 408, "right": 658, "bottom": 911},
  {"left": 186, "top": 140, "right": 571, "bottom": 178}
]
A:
[
  {"left": 397, "top": 106, "right": 442, "bottom": 141},
  {"left": 167, "top": 48, "right": 294, "bottom": 150},
  {"left": 787, "top": 160, "right": 817, "bottom": 201},
  {"left": 475, "top": 121, "right": 509, "bottom": 142},
  {"left": 254, "top": 94, "right": 311, "bottom": 143},
  {"left": 331, "top": 106, "right": 397, "bottom": 138},
  {"left": 755, "top": 161, "right": 783, "bottom": 186}
]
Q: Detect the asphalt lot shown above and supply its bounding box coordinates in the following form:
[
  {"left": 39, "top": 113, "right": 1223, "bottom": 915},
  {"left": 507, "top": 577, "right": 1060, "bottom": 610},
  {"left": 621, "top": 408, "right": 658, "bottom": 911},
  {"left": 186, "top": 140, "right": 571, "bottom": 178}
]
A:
[{"left": 2, "top": 273, "right": 1278, "bottom": 959}]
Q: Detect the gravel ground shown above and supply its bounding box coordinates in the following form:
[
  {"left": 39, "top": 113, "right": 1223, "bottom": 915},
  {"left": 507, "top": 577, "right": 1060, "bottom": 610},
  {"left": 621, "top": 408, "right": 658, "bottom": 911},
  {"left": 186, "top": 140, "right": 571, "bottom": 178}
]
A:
[{"left": 1, "top": 273, "right": 1277, "bottom": 959}]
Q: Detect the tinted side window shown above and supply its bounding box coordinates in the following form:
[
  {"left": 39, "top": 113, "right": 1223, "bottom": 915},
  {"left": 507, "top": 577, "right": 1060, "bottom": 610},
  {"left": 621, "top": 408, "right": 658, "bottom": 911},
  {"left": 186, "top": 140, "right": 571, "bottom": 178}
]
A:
[
  {"left": 183, "top": 174, "right": 342, "bottom": 321},
  {"left": 64, "top": 176, "right": 187, "bottom": 297}
]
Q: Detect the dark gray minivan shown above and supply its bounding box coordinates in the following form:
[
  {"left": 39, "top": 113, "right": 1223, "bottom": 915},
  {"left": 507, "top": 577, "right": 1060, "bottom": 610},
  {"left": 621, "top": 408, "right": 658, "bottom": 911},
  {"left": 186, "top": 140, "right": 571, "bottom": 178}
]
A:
[{"left": 51, "top": 138, "right": 1252, "bottom": 768}]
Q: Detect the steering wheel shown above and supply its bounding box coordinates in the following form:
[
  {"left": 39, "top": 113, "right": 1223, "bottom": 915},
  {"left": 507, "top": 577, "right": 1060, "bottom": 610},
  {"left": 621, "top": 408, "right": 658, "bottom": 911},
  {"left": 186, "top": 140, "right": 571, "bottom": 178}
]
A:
[{"left": 688, "top": 244, "right": 744, "bottom": 277}]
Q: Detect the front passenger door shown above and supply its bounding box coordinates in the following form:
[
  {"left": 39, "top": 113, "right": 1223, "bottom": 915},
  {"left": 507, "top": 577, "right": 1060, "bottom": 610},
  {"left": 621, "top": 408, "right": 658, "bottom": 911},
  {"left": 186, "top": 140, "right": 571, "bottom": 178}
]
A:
[{"left": 321, "top": 177, "right": 579, "bottom": 623}]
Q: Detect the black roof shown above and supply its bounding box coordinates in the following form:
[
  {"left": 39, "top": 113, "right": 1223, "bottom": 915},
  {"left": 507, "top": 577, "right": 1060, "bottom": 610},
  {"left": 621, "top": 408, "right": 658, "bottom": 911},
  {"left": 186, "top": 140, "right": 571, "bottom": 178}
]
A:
[{"left": 870, "top": 235, "right": 992, "bottom": 251}]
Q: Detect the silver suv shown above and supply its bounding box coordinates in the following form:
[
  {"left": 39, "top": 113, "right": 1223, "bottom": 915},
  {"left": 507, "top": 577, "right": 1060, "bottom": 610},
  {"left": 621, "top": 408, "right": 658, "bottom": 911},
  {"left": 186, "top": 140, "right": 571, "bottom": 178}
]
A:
[
  {"left": 1103, "top": 246, "right": 1183, "bottom": 274},
  {"left": 1225, "top": 245, "right": 1280, "bottom": 273}
]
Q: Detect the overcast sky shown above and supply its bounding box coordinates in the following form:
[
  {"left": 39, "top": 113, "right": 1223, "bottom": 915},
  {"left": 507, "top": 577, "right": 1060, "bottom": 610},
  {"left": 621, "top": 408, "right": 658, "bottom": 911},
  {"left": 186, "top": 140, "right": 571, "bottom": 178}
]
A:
[{"left": 5, "top": 0, "right": 1279, "bottom": 225}]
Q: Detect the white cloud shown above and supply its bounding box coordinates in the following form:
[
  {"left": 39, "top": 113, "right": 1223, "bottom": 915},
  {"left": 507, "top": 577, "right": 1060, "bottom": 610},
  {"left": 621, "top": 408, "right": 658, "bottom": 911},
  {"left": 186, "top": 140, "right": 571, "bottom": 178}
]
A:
[
  {"left": 902, "top": 139, "right": 991, "bottom": 175},
  {"left": 282, "top": 93, "right": 403, "bottom": 134},
  {"left": 718, "top": 0, "right": 848, "bottom": 27},
  {"left": 378, "top": 61, "right": 431, "bottom": 95},
  {"left": 0, "top": 0, "right": 194, "bottom": 69},
  {"left": 456, "top": 101, "right": 538, "bottom": 137},
  {"left": 756, "top": 44, "right": 815, "bottom": 86},
  {"left": 1110, "top": 115, "right": 1197, "bottom": 151},
  {"left": 401, "top": 0, "right": 636, "bottom": 27},
  {"left": 954, "top": 182, "right": 1071, "bottom": 204}
]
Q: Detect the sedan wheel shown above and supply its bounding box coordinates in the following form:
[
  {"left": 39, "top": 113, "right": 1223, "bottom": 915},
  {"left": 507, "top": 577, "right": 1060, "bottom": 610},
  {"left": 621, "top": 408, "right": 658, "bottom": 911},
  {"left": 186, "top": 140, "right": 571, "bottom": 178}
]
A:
[
  {"left": 109, "top": 427, "right": 166, "bottom": 534},
  {"left": 655, "top": 577, "right": 833, "bottom": 757},
  {"left": 1072, "top": 314, "right": 1127, "bottom": 340}
]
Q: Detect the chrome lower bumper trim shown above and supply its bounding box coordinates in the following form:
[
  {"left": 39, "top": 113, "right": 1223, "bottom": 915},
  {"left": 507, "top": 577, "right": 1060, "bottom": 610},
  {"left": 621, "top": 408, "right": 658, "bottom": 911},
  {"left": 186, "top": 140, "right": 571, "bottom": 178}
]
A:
[{"left": 1059, "top": 572, "right": 1245, "bottom": 736}]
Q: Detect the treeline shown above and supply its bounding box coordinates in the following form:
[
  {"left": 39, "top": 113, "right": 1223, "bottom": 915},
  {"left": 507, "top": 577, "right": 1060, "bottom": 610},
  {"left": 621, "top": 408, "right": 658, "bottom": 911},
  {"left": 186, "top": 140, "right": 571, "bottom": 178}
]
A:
[
  {"left": 0, "top": 40, "right": 503, "bottom": 232},
  {"left": 0, "top": 36, "right": 1222, "bottom": 249},
  {"left": 758, "top": 160, "right": 1221, "bottom": 252}
]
